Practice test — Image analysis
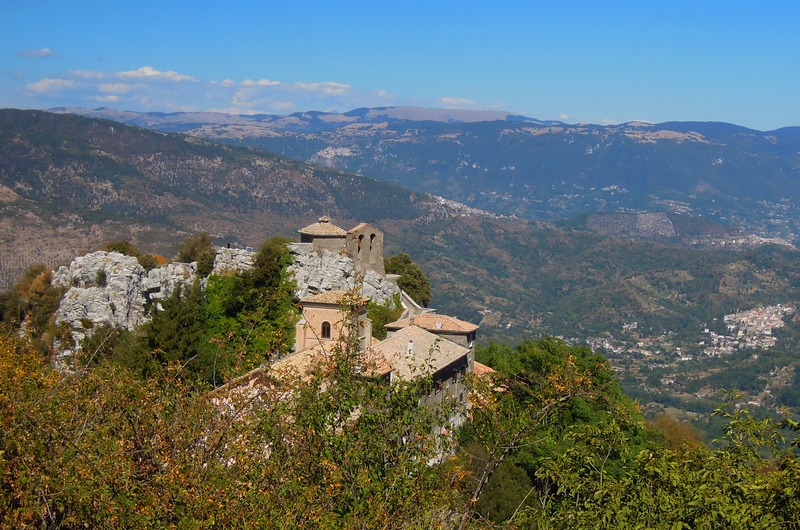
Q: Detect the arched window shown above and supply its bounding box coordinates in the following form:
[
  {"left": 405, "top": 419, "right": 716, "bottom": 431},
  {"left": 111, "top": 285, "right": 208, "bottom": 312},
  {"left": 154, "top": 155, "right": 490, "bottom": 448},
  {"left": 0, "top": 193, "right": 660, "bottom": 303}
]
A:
[
  {"left": 369, "top": 233, "right": 376, "bottom": 252},
  {"left": 357, "top": 235, "right": 364, "bottom": 254},
  {"left": 321, "top": 321, "right": 331, "bottom": 339}
]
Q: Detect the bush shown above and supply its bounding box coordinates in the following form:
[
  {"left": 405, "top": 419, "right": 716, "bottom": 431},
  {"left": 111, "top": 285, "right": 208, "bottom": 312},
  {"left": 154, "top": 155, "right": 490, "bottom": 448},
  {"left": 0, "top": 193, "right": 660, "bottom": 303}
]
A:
[{"left": 101, "top": 239, "right": 140, "bottom": 257}]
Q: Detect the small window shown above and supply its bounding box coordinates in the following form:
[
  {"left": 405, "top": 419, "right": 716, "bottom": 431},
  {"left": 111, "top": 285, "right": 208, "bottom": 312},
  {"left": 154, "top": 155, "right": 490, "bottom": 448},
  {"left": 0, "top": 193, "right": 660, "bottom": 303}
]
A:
[
  {"left": 321, "top": 321, "right": 331, "bottom": 339},
  {"left": 357, "top": 235, "right": 364, "bottom": 254},
  {"left": 369, "top": 233, "right": 376, "bottom": 251}
]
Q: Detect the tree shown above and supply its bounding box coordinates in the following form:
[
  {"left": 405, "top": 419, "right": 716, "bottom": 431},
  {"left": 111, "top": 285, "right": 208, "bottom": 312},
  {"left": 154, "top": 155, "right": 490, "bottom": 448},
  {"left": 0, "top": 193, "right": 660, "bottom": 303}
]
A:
[
  {"left": 176, "top": 232, "right": 216, "bottom": 277},
  {"left": 101, "top": 239, "right": 141, "bottom": 257},
  {"left": 385, "top": 253, "right": 432, "bottom": 307},
  {"left": 366, "top": 294, "right": 403, "bottom": 340}
]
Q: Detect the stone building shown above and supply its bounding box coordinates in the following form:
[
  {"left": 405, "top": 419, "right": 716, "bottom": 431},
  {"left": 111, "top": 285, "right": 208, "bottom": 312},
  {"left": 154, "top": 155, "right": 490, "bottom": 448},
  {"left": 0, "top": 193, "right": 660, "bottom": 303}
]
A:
[
  {"left": 385, "top": 313, "right": 479, "bottom": 371},
  {"left": 297, "top": 216, "right": 385, "bottom": 276},
  {"left": 294, "top": 290, "right": 373, "bottom": 354},
  {"left": 345, "top": 223, "right": 385, "bottom": 276},
  {"left": 298, "top": 216, "right": 348, "bottom": 254}
]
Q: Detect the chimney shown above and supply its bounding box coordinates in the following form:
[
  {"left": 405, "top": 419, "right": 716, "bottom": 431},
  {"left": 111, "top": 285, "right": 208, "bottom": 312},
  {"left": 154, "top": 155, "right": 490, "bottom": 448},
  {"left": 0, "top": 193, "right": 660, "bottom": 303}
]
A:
[{"left": 406, "top": 340, "right": 414, "bottom": 358}]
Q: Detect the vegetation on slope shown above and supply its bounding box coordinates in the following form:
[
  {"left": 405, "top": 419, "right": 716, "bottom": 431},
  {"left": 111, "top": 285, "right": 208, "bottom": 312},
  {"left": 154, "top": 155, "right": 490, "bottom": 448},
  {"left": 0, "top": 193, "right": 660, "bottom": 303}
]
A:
[{"left": 3, "top": 316, "right": 799, "bottom": 528}]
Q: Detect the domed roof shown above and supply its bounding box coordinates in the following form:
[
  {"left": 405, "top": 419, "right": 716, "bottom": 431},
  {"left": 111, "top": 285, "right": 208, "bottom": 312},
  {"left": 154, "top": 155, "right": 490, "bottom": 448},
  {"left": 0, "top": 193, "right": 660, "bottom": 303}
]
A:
[{"left": 298, "top": 216, "right": 347, "bottom": 237}]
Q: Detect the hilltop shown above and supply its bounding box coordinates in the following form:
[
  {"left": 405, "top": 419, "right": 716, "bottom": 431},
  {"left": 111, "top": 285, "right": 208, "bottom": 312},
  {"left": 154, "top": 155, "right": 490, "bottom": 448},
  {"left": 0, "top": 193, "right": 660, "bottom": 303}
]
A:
[
  {"left": 0, "top": 109, "right": 482, "bottom": 289},
  {"left": 53, "top": 106, "right": 800, "bottom": 243}
]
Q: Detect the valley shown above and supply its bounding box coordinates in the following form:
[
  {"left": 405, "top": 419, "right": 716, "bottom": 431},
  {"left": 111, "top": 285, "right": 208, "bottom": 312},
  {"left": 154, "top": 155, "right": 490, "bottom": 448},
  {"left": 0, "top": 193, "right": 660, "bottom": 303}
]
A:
[{"left": 2, "top": 108, "right": 800, "bottom": 435}]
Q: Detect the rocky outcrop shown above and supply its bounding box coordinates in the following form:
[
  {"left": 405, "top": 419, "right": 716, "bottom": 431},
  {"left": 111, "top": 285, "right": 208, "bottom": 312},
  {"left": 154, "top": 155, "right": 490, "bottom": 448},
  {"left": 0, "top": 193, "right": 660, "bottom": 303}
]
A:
[
  {"left": 52, "top": 251, "right": 199, "bottom": 355},
  {"left": 288, "top": 243, "right": 400, "bottom": 305},
  {"left": 213, "top": 247, "right": 255, "bottom": 275},
  {"left": 51, "top": 244, "right": 399, "bottom": 357}
]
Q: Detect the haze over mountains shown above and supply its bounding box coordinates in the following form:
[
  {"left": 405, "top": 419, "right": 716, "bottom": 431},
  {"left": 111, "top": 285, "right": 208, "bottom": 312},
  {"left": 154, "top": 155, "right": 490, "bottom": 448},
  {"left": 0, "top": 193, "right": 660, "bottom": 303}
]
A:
[{"left": 53, "top": 106, "right": 800, "bottom": 243}]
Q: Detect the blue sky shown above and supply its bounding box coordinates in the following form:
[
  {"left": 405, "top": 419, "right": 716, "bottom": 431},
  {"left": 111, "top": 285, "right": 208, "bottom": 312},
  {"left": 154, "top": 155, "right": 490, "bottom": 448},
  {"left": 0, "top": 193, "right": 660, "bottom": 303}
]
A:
[{"left": 1, "top": 1, "right": 798, "bottom": 130}]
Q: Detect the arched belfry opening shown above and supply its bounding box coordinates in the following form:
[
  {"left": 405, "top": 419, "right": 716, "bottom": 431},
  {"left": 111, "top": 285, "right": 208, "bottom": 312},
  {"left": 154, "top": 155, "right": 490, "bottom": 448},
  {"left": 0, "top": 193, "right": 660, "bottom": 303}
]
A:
[{"left": 346, "top": 223, "right": 385, "bottom": 276}]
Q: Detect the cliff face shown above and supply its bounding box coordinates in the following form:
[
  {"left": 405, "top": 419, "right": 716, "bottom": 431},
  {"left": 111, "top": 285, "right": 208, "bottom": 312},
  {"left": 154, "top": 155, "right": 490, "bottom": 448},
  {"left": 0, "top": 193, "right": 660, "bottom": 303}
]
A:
[
  {"left": 50, "top": 245, "right": 398, "bottom": 357},
  {"left": 51, "top": 251, "right": 198, "bottom": 356}
]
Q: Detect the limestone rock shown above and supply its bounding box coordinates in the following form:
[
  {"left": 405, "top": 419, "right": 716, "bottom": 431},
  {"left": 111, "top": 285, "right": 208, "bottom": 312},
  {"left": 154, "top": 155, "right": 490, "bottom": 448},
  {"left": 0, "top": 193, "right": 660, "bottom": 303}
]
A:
[
  {"left": 213, "top": 247, "right": 256, "bottom": 275},
  {"left": 288, "top": 243, "right": 399, "bottom": 305},
  {"left": 52, "top": 251, "right": 201, "bottom": 357},
  {"left": 52, "top": 243, "right": 400, "bottom": 359}
]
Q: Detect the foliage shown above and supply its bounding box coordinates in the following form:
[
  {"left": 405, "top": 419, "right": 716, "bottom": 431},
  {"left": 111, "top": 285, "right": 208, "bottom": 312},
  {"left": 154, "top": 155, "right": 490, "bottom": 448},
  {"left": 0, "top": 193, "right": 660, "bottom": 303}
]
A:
[
  {"left": 385, "top": 253, "right": 432, "bottom": 307},
  {"left": 111, "top": 237, "right": 298, "bottom": 387},
  {"left": 101, "top": 239, "right": 141, "bottom": 256},
  {"left": 101, "top": 239, "right": 166, "bottom": 271},
  {"left": 461, "top": 338, "right": 644, "bottom": 524},
  {"left": 0, "top": 264, "right": 64, "bottom": 355},
  {"left": 177, "top": 232, "right": 216, "bottom": 277},
  {"left": 0, "top": 298, "right": 466, "bottom": 528},
  {"left": 366, "top": 294, "right": 403, "bottom": 340}
]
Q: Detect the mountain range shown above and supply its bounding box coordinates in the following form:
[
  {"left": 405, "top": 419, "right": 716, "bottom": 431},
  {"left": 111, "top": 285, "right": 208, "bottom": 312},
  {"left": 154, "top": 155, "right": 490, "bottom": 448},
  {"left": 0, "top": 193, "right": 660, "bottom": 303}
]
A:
[
  {"left": 0, "top": 109, "right": 477, "bottom": 289},
  {"left": 52, "top": 106, "right": 800, "bottom": 243},
  {"left": 3, "top": 107, "right": 800, "bottom": 421}
]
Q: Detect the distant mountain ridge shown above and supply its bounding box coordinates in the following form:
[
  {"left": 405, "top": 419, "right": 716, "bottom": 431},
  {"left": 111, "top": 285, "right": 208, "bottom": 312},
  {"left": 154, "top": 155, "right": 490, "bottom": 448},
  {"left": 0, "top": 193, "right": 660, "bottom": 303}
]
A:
[
  {"left": 50, "top": 106, "right": 800, "bottom": 243},
  {"left": 0, "top": 109, "right": 480, "bottom": 289}
]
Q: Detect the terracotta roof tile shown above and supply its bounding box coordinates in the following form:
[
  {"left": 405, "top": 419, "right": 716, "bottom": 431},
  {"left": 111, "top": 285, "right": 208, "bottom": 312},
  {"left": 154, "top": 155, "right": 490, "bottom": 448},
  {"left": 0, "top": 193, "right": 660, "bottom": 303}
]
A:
[
  {"left": 298, "top": 216, "right": 347, "bottom": 237},
  {"left": 347, "top": 222, "right": 370, "bottom": 233},
  {"left": 366, "top": 325, "right": 469, "bottom": 379},
  {"left": 387, "top": 313, "right": 479, "bottom": 334},
  {"left": 473, "top": 362, "right": 496, "bottom": 376},
  {"left": 301, "top": 290, "right": 369, "bottom": 305}
]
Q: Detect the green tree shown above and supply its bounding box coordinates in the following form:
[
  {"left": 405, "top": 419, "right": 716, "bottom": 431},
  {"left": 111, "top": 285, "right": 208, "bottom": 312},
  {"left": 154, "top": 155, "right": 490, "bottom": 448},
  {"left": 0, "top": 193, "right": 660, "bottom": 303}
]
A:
[
  {"left": 177, "top": 232, "right": 217, "bottom": 277},
  {"left": 385, "top": 253, "right": 432, "bottom": 307},
  {"left": 101, "top": 239, "right": 141, "bottom": 256},
  {"left": 0, "top": 264, "right": 64, "bottom": 355},
  {"left": 366, "top": 294, "right": 403, "bottom": 340}
]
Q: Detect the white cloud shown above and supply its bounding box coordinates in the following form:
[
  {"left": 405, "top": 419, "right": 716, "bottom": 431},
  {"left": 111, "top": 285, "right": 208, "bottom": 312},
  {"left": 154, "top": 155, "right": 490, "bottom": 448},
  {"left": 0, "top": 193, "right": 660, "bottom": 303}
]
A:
[
  {"left": 295, "top": 81, "right": 350, "bottom": 95},
  {"left": 92, "top": 95, "right": 121, "bottom": 103},
  {"left": 440, "top": 96, "right": 477, "bottom": 107},
  {"left": 26, "top": 78, "right": 75, "bottom": 93},
  {"left": 272, "top": 101, "right": 295, "bottom": 110},
  {"left": 17, "top": 48, "right": 58, "bottom": 58},
  {"left": 99, "top": 83, "right": 136, "bottom": 94},
  {"left": 118, "top": 66, "right": 195, "bottom": 82},
  {"left": 559, "top": 113, "right": 570, "bottom": 120},
  {"left": 211, "top": 79, "right": 236, "bottom": 87},
  {"left": 242, "top": 78, "right": 280, "bottom": 87},
  {"left": 373, "top": 89, "right": 394, "bottom": 99}
]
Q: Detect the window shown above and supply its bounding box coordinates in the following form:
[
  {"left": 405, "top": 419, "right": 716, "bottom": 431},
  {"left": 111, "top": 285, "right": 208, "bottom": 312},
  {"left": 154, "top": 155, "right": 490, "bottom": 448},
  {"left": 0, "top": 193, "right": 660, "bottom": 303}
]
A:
[
  {"left": 357, "top": 235, "right": 364, "bottom": 254},
  {"left": 321, "top": 321, "right": 331, "bottom": 339},
  {"left": 369, "top": 233, "right": 376, "bottom": 251}
]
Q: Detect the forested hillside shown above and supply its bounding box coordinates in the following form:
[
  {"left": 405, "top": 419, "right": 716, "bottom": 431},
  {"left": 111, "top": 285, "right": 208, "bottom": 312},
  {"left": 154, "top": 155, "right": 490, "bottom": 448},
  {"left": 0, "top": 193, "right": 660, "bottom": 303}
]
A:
[
  {"left": 0, "top": 109, "right": 465, "bottom": 290},
  {"left": 58, "top": 106, "right": 800, "bottom": 243}
]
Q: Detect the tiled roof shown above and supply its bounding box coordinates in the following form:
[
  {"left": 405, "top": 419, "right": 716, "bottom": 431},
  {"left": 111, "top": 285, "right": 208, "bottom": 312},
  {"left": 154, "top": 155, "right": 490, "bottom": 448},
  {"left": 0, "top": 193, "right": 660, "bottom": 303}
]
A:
[
  {"left": 301, "top": 290, "right": 349, "bottom": 304},
  {"left": 298, "top": 216, "right": 347, "bottom": 237},
  {"left": 473, "top": 362, "right": 496, "bottom": 376},
  {"left": 366, "top": 325, "right": 469, "bottom": 379},
  {"left": 386, "top": 313, "right": 479, "bottom": 334},
  {"left": 347, "top": 222, "right": 371, "bottom": 233},
  {"left": 270, "top": 343, "right": 329, "bottom": 379}
]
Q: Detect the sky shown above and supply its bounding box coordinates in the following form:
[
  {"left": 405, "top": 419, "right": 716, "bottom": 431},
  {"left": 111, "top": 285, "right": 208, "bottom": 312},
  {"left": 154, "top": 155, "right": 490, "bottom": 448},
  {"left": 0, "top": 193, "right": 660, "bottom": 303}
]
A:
[{"left": 1, "top": 1, "right": 799, "bottom": 131}]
